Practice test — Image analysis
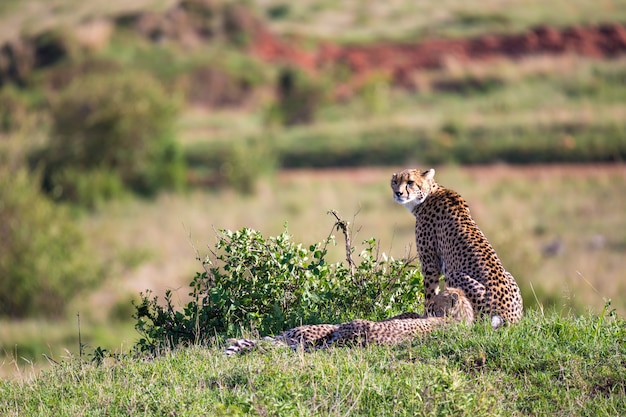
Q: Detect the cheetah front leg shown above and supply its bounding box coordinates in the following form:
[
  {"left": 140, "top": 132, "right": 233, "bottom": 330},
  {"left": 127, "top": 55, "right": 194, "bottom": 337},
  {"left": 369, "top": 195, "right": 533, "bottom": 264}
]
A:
[{"left": 419, "top": 251, "right": 443, "bottom": 304}]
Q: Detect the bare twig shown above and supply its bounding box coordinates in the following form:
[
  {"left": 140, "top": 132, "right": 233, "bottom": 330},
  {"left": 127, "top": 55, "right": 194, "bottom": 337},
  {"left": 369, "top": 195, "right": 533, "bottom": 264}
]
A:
[
  {"left": 184, "top": 223, "right": 221, "bottom": 344},
  {"left": 42, "top": 354, "right": 60, "bottom": 366},
  {"left": 328, "top": 210, "right": 355, "bottom": 281},
  {"left": 184, "top": 222, "right": 211, "bottom": 276},
  {"left": 77, "top": 312, "right": 82, "bottom": 359}
]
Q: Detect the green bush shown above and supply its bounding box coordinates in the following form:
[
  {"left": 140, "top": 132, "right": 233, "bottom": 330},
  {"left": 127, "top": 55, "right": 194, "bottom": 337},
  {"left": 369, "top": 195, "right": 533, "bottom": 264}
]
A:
[
  {"left": 0, "top": 168, "right": 100, "bottom": 318},
  {"left": 266, "top": 3, "right": 291, "bottom": 20},
  {"left": 133, "top": 218, "right": 423, "bottom": 353},
  {"left": 0, "top": 87, "right": 30, "bottom": 132},
  {"left": 186, "top": 137, "right": 277, "bottom": 193},
  {"left": 355, "top": 71, "right": 391, "bottom": 114},
  {"left": 48, "top": 167, "right": 127, "bottom": 209},
  {"left": 263, "top": 122, "right": 626, "bottom": 168},
  {"left": 268, "top": 67, "right": 328, "bottom": 126},
  {"left": 39, "top": 70, "right": 185, "bottom": 205}
]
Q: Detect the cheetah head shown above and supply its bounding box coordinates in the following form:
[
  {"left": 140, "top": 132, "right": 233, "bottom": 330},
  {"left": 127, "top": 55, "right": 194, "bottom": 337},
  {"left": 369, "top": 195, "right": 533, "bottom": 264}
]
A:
[
  {"left": 390, "top": 168, "right": 436, "bottom": 211},
  {"left": 426, "top": 287, "right": 474, "bottom": 325}
]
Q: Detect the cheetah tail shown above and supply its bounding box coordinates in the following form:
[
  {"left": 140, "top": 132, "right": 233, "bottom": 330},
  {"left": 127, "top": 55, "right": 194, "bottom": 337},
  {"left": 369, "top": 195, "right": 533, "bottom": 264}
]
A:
[{"left": 225, "top": 338, "right": 259, "bottom": 356}]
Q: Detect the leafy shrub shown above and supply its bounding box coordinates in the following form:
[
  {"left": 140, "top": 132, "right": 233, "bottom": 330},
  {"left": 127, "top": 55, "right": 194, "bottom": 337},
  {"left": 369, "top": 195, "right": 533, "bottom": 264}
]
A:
[
  {"left": 133, "top": 215, "right": 423, "bottom": 353},
  {"left": 38, "top": 70, "right": 185, "bottom": 205},
  {"left": 266, "top": 4, "right": 290, "bottom": 20},
  {"left": 32, "top": 27, "right": 81, "bottom": 68},
  {"left": 186, "top": 137, "right": 277, "bottom": 193},
  {"left": 0, "top": 87, "right": 30, "bottom": 132},
  {"left": 261, "top": 121, "right": 626, "bottom": 168},
  {"left": 217, "top": 137, "right": 277, "bottom": 194},
  {"left": 268, "top": 67, "right": 327, "bottom": 126},
  {"left": 355, "top": 71, "right": 391, "bottom": 114},
  {"left": 48, "top": 167, "right": 127, "bottom": 209},
  {"left": 0, "top": 168, "right": 100, "bottom": 318}
]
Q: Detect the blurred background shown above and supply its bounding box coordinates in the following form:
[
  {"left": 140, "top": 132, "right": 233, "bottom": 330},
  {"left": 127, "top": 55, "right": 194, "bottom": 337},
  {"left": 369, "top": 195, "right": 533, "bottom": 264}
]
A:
[{"left": 1, "top": 0, "right": 626, "bottom": 378}]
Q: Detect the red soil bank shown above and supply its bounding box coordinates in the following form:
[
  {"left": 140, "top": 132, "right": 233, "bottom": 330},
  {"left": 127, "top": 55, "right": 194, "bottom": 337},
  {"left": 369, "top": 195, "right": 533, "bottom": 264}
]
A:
[{"left": 251, "top": 23, "right": 626, "bottom": 87}]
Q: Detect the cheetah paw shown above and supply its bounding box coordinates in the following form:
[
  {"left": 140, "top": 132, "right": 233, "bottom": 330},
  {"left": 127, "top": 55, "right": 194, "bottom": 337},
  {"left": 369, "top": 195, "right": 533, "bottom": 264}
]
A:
[{"left": 491, "top": 315, "right": 505, "bottom": 330}]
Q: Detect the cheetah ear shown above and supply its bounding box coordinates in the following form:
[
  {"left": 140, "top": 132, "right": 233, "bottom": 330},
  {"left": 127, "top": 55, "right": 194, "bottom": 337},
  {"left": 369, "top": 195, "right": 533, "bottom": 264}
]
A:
[
  {"left": 451, "top": 292, "right": 459, "bottom": 303},
  {"left": 422, "top": 169, "right": 435, "bottom": 180}
]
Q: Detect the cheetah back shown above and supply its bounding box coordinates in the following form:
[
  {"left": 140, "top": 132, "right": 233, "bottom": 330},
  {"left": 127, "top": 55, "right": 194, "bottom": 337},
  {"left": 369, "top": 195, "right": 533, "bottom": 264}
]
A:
[{"left": 278, "top": 323, "right": 339, "bottom": 347}]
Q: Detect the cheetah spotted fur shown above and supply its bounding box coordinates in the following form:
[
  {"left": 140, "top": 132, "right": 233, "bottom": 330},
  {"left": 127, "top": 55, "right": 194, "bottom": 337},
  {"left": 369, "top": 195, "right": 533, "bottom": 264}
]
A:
[
  {"left": 391, "top": 168, "right": 523, "bottom": 328},
  {"left": 329, "top": 287, "right": 473, "bottom": 345},
  {"left": 224, "top": 288, "right": 473, "bottom": 355}
]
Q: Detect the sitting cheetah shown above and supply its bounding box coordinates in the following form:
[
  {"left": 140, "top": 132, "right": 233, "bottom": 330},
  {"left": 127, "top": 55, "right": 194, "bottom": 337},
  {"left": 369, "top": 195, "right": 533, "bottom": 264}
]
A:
[
  {"left": 391, "top": 168, "right": 523, "bottom": 328},
  {"left": 225, "top": 287, "right": 472, "bottom": 355}
]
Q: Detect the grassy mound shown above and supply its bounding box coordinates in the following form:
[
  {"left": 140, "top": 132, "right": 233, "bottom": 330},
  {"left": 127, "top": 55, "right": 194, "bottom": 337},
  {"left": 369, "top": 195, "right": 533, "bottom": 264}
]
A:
[{"left": 2, "top": 309, "right": 625, "bottom": 415}]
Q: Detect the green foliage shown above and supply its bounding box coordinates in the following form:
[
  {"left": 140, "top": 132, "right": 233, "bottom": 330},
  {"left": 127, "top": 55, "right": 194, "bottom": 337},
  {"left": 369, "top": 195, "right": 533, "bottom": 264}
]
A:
[
  {"left": 453, "top": 11, "right": 511, "bottom": 29},
  {"left": 38, "top": 70, "right": 185, "bottom": 206},
  {"left": 266, "top": 3, "right": 291, "bottom": 20},
  {"left": 48, "top": 166, "right": 127, "bottom": 209},
  {"left": 32, "top": 27, "right": 82, "bottom": 67},
  {"left": 0, "top": 86, "right": 30, "bottom": 132},
  {"left": 257, "top": 122, "right": 626, "bottom": 168},
  {"left": 268, "top": 67, "right": 328, "bottom": 126},
  {"left": 355, "top": 71, "right": 391, "bottom": 114},
  {"left": 133, "top": 222, "right": 423, "bottom": 353},
  {"left": 214, "top": 137, "right": 277, "bottom": 194},
  {"left": 0, "top": 168, "right": 100, "bottom": 317},
  {"left": 186, "top": 137, "right": 277, "bottom": 193}
]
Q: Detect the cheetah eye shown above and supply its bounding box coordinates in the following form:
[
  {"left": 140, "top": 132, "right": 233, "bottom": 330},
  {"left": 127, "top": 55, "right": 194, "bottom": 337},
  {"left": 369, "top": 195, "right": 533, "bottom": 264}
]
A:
[{"left": 407, "top": 180, "right": 414, "bottom": 186}]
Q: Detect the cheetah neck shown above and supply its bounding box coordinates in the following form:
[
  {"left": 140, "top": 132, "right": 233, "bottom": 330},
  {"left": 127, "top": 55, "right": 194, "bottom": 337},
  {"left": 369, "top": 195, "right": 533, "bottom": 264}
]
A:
[{"left": 410, "top": 184, "right": 441, "bottom": 217}]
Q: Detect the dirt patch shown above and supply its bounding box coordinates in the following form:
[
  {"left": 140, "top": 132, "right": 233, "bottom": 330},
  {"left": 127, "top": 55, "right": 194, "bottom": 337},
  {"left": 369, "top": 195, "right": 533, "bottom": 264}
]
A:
[{"left": 252, "top": 23, "right": 626, "bottom": 89}]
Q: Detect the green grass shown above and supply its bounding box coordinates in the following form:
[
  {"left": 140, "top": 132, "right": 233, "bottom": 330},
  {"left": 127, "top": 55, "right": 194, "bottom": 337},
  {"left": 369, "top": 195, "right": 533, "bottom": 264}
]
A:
[
  {"left": 0, "top": 0, "right": 176, "bottom": 44},
  {"left": 255, "top": 0, "right": 626, "bottom": 42},
  {"left": 181, "top": 57, "right": 626, "bottom": 171},
  {"left": 0, "top": 318, "right": 137, "bottom": 380},
  {"left": 5, "top": 0, "right": 626, "bottom": 45},
  {"left": 2, "top": 310, "right": 625, "bottom": 415}
]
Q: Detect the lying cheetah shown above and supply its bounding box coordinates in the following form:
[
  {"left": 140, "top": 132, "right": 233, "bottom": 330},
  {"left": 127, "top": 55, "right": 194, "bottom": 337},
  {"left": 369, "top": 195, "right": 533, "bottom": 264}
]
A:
[
  {"left": 225, "top": 287, "right": 472, "bottom": 355},
  {"left": 329, "top": 287, "right": 473, "bottom": 345},
  {"left": 225, "top": 323, "right": 338, "bottom": 356},
  {"left": 391, "top": 168, "right": 523, "bottom": 328}
]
